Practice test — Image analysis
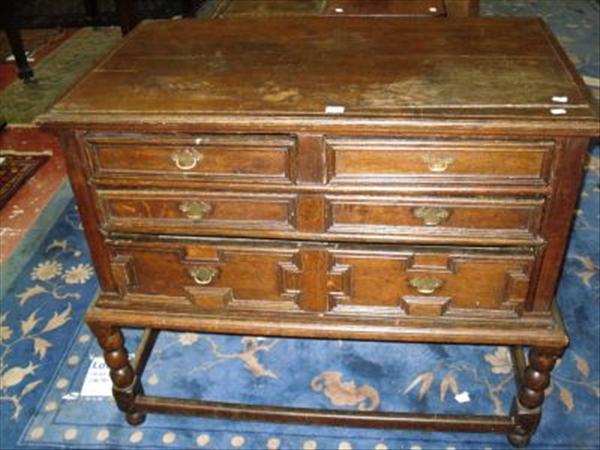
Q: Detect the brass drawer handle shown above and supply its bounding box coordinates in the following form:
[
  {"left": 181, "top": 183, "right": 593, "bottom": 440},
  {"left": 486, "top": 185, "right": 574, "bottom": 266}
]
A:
[
  {"left": 171, "top": 148, "right": 202, "bottom": 170},
  {"left": 188, "top": 267, "right": 219, "bottom": 285},
  {"left": 409, "top": 277, "right": 444, "bottom": 295},
  {"left": 179, "top": 201, "right": 212, "bottom": 220},
  {"left": 421, "top": 154, "right": 455, "bottom": 173},
  {"left": 413, "top": 206, "right": 450, "bottom": 226}
]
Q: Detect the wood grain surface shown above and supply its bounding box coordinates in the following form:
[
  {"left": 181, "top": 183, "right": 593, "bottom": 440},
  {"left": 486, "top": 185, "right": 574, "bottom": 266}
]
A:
[{"left": 42, "top": 18, "right": 598, "bottom": 135}]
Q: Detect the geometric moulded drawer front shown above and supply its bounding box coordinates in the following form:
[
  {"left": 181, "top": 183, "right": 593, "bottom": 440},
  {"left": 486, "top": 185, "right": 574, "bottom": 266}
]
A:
[
  {"left": 108, "top": 239, "right": 535, "bottom": 319},
  {"left": 327, "top": 246, "right": 535, "bottom": 318},
  {"left": 109, "top": 239, "right": 304, "bottom": 313}
]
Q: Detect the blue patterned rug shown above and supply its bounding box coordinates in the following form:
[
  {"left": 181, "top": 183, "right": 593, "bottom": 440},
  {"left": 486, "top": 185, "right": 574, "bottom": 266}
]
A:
[{"left": 1, "top": 145, "right": 598, "bottom": 450}]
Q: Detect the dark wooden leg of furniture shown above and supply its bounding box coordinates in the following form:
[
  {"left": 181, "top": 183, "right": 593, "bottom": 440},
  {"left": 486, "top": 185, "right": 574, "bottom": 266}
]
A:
[
  {"left": 0, "top": 1, "right": 34, "bottom": 82},
  {"left": 114, "top": 0, "right": 139, "bottom": 35},
  {"left": 83, "top": 0, "right": 100, "bottom": 19},
  {"left": 181, "top": 0, "right": 197, "bottom": 17},
  {"left": 508, "top": 346, "right": 563, "bottom": 448},
  {"left": 86, "top": 319, "right": 570, "bottom": 446},
  {"left": 89, "top": 324, "right": 146, "bottom": 425}
]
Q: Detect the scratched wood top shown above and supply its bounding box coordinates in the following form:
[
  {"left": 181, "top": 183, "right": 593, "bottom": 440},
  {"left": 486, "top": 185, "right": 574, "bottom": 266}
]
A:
[{"left": 45, "top": 17, "right": 598, "bottom": 133}]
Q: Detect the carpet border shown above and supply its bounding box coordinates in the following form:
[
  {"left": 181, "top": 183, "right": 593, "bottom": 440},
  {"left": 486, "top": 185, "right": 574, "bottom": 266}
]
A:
[{"left": 0, "top": 180, "right": 72, "bottom": 298}]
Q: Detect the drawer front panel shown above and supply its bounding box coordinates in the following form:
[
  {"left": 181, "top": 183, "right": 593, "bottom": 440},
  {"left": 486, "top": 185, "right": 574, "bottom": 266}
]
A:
[
  {"left": 328, "top": 248, "right": 535, "bottom": 317},
  {"left": 109, "top": 241, "right": 303, "bottom": 312},
  {"left": 327, "top": 196, "right": 543, "bottom": 241},
  {"left": 99, "top": 191, "right": 543, "bottom": 244},
  {"left": 98, "top": 191, "right": 296, "bottom": 233},
  {"left": 85, "top": 133, "right": 296, "bottom": 184},
  {"left": 109, "top": 239, "right": 535, "bottom": 318},
  {"left": 327, "top": 138, "right": 553, "bottom": 184}
]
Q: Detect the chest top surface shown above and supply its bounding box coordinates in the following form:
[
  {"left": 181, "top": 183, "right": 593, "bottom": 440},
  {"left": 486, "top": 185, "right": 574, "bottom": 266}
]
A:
[{"left": 44, "top": 17, "right": 598, "bottom": 134}]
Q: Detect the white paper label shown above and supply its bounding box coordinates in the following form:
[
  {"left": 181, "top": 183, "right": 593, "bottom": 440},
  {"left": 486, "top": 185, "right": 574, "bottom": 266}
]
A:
[
  {"left": 80, "top": 356, "right": 114, "bottom": 397},
  {"left": 550, "top": 108, "right": 567, "bottom": 115},
  {"left": 80, "top": 355, "right": 134, "bottom": 397},
  {"left": 335, "top": 8, "right": 344, "bottom": 13},
  {"left": 454, "top": 391, "right": 471, "bottom": 403},
  {"left": 552, "top": 96, "right": 569, "bottom": 103},
  {"left": 429, "top": 7, "right": 438, "bottom": 12},
  {"left": 325, "top": 105, "right": 345, "bottom": 114}
]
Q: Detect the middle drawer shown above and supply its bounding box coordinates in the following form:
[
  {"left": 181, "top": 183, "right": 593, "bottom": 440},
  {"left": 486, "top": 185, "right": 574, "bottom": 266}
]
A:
[{"left": 97, "top": 190, "right": 544, "bottom": 245}]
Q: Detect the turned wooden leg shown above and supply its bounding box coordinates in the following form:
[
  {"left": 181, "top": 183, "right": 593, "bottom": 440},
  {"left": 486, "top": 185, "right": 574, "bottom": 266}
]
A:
[
  {"left": 89, "top": 324, "right": 146, "bottom": 425},
  {"left": 0, "top": 1, "right": 34, "bottom": 82},
  {"left": 181, "top": 0, "right": 197, "bottom": 17},
  {"left": 508, "top": 346, "right": 563, "bottom": 448},
  {"left": 114, "top": 0, "right": 139, "bottom": 35},
  {"left": 83, "top": 0, "right": 99, "bottom": 19}
]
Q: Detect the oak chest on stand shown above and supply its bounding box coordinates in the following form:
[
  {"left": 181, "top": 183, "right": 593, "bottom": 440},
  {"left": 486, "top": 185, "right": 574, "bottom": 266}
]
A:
[{"left": 41, "top": 17, "right": 599, "bottom": 447}]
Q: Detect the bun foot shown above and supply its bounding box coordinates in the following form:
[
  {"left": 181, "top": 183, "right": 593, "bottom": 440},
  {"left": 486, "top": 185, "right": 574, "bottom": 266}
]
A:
[
  {"left": 126, "top": 411, "right": 146, "bottom": 426},
  {"left": 507, "top": 429, "right": 532, "bottom": 448}
]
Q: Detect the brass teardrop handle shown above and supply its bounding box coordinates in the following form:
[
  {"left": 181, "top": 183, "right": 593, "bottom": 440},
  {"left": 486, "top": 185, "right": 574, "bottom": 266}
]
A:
[
  {"left": 413, "top": 206, "right": 451, "bottom": 226},
  {"left": 188, "top": 267, "right": 219, "bottom": 285},
  {"left": 179, "top": 201, "right": 212, "bottom": 220},
  {"left": 421, "top": 154, "right": 455, "bottom": 173},
  {"left": 171, "top": 147, "right": 203, "bottom": 171},
  {"left": 409, "top": 277, "right": 444, "bottom": 295}
]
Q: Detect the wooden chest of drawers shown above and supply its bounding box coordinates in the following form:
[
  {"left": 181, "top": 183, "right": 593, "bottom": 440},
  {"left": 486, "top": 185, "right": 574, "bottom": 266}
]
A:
[{"left": 42, "top": 17, "right": 599, "bottom": 447}]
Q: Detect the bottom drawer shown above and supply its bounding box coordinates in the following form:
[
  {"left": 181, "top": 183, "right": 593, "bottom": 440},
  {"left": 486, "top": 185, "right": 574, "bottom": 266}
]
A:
[{"left": 108, "top": 238, "right": 535, "bottom": 318}]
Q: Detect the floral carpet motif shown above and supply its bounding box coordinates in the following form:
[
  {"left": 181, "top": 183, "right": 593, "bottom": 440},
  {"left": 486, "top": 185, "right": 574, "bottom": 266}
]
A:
[{"left": 1, "top": 146, "right": 598, "bottom": 449}]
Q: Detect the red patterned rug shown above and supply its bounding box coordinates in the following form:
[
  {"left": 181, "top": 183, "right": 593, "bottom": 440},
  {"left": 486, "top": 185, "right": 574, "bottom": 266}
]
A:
[{"left": 0, "top": 150, "right": 50, "bottom": 208}]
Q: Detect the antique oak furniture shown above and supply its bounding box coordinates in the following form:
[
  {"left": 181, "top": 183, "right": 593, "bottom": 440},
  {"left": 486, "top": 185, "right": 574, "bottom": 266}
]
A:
[
  {"left": 41, "top": 17, "right": 599, "bottom": 447},
  {"left": 212, "top": 0, "right": 479, "bottom": 18}
]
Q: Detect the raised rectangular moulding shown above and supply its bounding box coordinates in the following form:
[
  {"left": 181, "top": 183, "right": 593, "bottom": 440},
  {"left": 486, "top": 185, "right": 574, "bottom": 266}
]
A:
[
  {"left": 106, "top": 238, "right": 535, "bottom": 319},
  {"left": 97, "top": 190, "right": 297, "bottom": 234},
  {"left": 327, "top": 245, "right": 534, "bottom": 318},
  {"left": 107, "top": 238, "right": 305, "bottom": 313},
  {"left": 84, "top": 133, "right": 296, "bottom": 185},
  {"left": 326, "top": 138, "right": 554, "bottom": 186},
  {"left": 326, "top": 195, "right": 544, "bottom": 244},
  {"left": 97, "top": 190, "right": 544, "bottom": 245}
]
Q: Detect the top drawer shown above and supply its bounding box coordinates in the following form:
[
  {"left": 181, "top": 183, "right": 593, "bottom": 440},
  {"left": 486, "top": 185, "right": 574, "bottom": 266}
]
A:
[
  {"left": 326, "top": 138, "right": 554, "bottom": 186},
  {"left": 84, "top": 133, "right": 296, "bottom": 185}
]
